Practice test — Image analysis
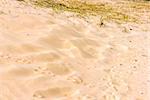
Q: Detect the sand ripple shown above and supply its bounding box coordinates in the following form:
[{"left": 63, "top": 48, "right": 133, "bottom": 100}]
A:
[{"left": 0, "top": 0, "right": 149, "bottom": 99}]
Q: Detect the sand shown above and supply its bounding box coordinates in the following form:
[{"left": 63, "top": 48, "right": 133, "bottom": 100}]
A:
[{"left": 0, "top": 0, "right": 149, "bottom": 100}]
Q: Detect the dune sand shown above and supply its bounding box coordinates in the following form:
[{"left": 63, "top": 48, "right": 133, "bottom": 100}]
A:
[{"left": 0, "top": 0, "right": 149, "bottom": 100}]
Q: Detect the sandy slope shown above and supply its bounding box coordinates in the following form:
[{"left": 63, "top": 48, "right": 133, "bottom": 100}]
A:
[{"left": 0, "top": 0, "right": 149, "bottom": 100}]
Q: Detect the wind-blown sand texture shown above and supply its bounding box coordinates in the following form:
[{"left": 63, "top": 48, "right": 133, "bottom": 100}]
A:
[{"left": 0, "top": 0, "right": 149, "bottom": 100}]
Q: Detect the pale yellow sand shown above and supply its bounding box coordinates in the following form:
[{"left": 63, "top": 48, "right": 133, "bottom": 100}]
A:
[{"left": 0, "top": 0, "right": 149, "bottom": 100}]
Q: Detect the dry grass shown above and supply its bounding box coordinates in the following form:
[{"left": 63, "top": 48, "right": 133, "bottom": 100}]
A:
[
  {"left": 26, "top": 0, "right": 139, "bottom": 23},
  {"left": 20, "top": 0, "right": 150, "bottom": 23},
  {"left": 115, "top": 0, "right": 150, "bottom": 23}
]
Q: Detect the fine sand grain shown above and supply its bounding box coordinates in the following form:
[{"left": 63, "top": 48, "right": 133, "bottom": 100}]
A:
[{"left": 0, "top": 0, "right": 149, "bottom": 100}]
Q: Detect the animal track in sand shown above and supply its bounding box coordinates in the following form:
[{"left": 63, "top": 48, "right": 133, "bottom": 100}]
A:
[
  {"left": 33, "top": 66, "right": 55, "bottom": 77},
  {"left": 0, "top": 53, "right": 33, "bottom": 64},
  {"left": 67, "top": 73, "right": 83, "bottom": 84},
  {"left": 33, "top": 61, "right": 75, "bottom": 77}
]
